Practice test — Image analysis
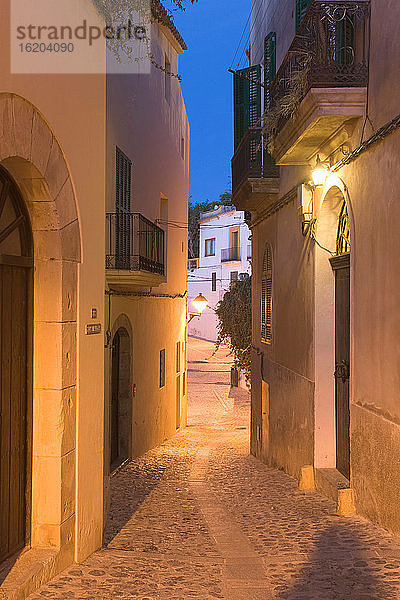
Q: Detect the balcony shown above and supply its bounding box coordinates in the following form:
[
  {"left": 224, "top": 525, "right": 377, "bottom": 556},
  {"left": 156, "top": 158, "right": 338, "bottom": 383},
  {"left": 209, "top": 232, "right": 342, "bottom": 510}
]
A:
[
  {"left": 188, "top": 258, "right": 199, "bottom": 270},
  {"left": 268, "top": 0, "right": 370, "bottom": 165},
  {"left": 106, "top": 212, "right": 165, "bottom": 290},
  {"left": 231, "top": 127, "right": 280, "bottom": 211},
  {"left": 221, "top": 247, "right": 241, "bottom": 262}
]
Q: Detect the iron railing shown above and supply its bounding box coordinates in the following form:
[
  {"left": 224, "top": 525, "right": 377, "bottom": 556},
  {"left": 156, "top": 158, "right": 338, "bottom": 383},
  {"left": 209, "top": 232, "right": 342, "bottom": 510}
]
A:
[
  {"left": 232, "top": 127, "right": 280, "bottom": 196},
  {"left": 269, "top": 0, "right": 370, "bottom": 133},
  {"left": 188, "top": 258, "right": 199, "bottom": 270},
  {"left": 106, "top": 212, "right": 165, "bottom": 274},
  {"left": 221, "top": 247, "right": 241, "bottom": 262}
]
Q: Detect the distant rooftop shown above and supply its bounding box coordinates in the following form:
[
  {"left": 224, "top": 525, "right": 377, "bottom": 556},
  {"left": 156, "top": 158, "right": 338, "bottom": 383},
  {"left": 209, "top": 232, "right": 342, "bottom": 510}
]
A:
[
  {"left": 152, "top": 0, "right": 187, "bottom": 51},
  {"left": 199, "top": 204, "right": 236, "bottom": 222}
]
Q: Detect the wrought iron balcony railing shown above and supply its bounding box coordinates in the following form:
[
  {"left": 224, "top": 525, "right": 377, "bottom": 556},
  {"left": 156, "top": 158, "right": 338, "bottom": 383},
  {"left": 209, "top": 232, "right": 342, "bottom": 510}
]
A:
[
  {"left": 106, "top": 212, "right": 165, "bottom": 274},
  {"left": 232, "top": 127, "right": 280, "bottom": 196},
  {"left": 221, "top": 247, "right": 241, "bottom": 262},
  {"left": 269, "top": 0, "right": 370, "bottom": 133}
]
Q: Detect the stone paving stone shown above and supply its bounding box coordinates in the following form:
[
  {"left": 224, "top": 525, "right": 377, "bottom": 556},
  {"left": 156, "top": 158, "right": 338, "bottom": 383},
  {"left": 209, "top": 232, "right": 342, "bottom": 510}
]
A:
[{"left": 27, "top": 338, "right": 400, "bottom": 599}]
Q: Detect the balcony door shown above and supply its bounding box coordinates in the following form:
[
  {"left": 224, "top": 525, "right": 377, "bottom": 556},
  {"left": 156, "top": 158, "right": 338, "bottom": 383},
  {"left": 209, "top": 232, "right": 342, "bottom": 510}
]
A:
[
  {"left": 0, "top": 167, "right": 33, "bottom": 563},
  {"left": 229, "top": 226, "right": 240, "bottom": 261},
  {"left": 115, "top": 147, "right": 132, "bottom": 270}
]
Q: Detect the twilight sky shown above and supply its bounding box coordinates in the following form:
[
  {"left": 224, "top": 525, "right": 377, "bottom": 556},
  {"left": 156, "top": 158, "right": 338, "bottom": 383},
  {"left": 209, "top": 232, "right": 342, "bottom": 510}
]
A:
[{"left": 173, "top": 1, "right": 250, "bottom": 205}]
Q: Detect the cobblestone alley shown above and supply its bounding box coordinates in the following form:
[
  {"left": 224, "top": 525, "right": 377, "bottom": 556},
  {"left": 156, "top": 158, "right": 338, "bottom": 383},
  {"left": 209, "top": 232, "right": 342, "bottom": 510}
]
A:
[{"left": 28, "top": 338, "right": 400, "bottom": 599}]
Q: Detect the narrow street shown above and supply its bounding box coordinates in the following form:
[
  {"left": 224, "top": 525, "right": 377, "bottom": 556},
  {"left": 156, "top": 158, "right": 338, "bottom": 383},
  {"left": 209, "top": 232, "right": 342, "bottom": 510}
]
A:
[{"left": 29, "top": 338, "right": 400, "bottom": 600}]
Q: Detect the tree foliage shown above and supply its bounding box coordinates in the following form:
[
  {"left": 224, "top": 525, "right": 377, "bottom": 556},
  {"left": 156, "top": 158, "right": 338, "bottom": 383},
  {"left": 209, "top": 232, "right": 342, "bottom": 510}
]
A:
[{"left": 215, "top": 278, "right": 252, "bottom": 383}]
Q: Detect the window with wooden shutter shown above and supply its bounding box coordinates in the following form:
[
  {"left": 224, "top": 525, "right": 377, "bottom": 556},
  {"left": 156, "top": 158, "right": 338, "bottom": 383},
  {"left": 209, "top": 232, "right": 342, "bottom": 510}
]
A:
[
  {"left": 233, "top": 65, "right": 261, "bottom": 150},
  {"left": 261, "top": 244, "right": 273, "bottom": 344},
  {"left": 160, "top": 349, "right": 166, "bottom": 388},
  {"left": 336, "top": 15, "right": 355, "bottom": 65},
  {"left": 296, "top": 0, "right": 312, "bottom": 29},
  {"left": 264, "top": 32, "right": 276, "bottom": 109},
  {"left": 115, "top": 147, "right": 132, "bottom": 268}
]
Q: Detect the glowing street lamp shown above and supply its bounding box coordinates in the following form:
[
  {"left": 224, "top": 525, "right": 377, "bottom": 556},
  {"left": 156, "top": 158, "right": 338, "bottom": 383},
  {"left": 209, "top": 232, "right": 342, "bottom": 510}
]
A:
[
  {"left": 188, "top": 293, "right": 209, "bottom": 323},
  {"left": 192, "top": 293, "right": 208, "bottom": 314},
  {"left": 311, "top": 155, "right": 330, "bottom": 187}
]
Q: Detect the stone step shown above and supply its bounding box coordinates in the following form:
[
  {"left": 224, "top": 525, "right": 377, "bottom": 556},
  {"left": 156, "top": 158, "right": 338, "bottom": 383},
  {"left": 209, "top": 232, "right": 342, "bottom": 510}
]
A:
[{"left": 299, "top": 465, "right": 356, "bottom": 516}]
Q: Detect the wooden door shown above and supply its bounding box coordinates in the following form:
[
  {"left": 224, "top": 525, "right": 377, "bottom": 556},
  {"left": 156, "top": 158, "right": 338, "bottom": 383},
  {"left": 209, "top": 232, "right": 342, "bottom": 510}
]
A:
[
  {"left": 261, "top": 381, "right": 269, "bottom": 460},
  {"left": 111, "top": 331, "right": 120, "bottom": 468},
  {"left": 176, "top": 374, "right": 181, "bottom": 430},
  {"left": 330, "top": 253, "right": 350, "bottom": 480},
  {"left": 0, "top": 166, "right": 32, "bottom": 564}
]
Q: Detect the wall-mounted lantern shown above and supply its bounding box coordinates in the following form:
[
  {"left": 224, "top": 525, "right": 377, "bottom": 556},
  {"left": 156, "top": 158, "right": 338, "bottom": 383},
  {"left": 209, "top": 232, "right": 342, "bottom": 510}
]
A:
[
  {"left": 311, "top": 155, "right": 330, "bottom": 187},
  {"left": 188, "top": 293, "right": 209, "bottom": 323}
]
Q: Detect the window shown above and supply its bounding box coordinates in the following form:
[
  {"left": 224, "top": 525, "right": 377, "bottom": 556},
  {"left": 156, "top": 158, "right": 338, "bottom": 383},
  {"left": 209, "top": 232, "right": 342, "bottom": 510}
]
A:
[
  {"left": 176, "top": 341, "right": 181, "bottom": 373},
  {"left": 229, "top": 226, "right": 240, "bottom": 261},
  {"left": 230, "top": 271, "right": 238, "bottom": 283},
  {"left": 160, "top": 349, "right": 166, "bottom": 388},
  {"left": 264, "top": 32, "right": 276, "bottom": 109},
  {"left": 205, "top": 238, "right": 215, "bottom": 257},
  {"left": 181, "top": 137, "right": 185, "bottom": 159},
  {"left": 233, "top": 65, "right": 261, "bottom": 150},
  {"left": 165, "top": 55, "right": 171, "bottom": 103},
  {"left": 115, "top": 147, "right": 132, "bottom": 267},
  {"left": 261, "top": 244, "right": 273, "bottom": 344},
  {"left": 116, "top": 146, "right": 131, "bottom": 213},
  {"left": 211, "top": 272, "right": 217, "bottom": 291},
  {"left": 296, "top": 0, "right": 312, "bottom": 29}
]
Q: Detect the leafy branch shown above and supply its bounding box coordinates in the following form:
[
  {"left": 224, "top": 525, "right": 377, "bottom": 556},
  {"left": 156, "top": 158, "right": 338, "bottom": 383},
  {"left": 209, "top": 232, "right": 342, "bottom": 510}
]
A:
[{"left": 215, "top": 278, "right": 252, "bottom": 385}]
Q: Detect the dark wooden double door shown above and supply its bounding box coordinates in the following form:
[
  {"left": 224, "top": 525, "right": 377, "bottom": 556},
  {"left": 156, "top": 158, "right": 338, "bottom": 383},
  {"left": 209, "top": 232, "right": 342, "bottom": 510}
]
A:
[
  {"left": 0, "top": 166, "right": 32, "bottom": 564},
  {"left": 330, "top": 253, "right": 350, "bottom": 480},
  {"left": 0, "top": 263, "right": 30, "bottom": 563}
]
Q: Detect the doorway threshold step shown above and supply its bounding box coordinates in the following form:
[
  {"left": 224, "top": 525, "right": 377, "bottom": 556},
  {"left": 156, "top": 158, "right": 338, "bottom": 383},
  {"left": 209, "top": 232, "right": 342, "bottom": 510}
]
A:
[
  {"left": 315, "top": 468, "right": 355, "bottom": 517},
  {"left": 0, "top": 547, "right": 69, "bottom": 600},
  {"left": 299, "top": 466, "right": 356, "bottom": 517}
]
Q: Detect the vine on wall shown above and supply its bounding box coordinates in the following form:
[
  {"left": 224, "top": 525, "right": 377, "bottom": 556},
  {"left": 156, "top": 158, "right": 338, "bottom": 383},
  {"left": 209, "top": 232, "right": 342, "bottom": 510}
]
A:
[
  {"left": 215, "top": 278, "right": 252, "bottom": 384},
  {"left": 90, "top": 0, "right": 195, "bottom": 74}
]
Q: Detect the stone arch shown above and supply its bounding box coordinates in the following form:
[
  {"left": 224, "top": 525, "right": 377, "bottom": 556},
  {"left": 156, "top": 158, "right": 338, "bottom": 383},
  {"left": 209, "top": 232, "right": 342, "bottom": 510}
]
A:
[
  {"left": 0, "top": 93, "right": 81, "bottom": 554},
  {"left": 110, "top": 314, "right": 133, "bottom": 470},
  {"left": 313, "top": 178, "right": 353, "bottom": 475}
]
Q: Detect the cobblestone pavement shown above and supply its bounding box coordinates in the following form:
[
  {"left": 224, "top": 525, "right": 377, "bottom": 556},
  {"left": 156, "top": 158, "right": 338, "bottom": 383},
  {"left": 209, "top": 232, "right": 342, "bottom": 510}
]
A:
[{"left": 29, "top": 337, "right": 400, "bottom": 599}]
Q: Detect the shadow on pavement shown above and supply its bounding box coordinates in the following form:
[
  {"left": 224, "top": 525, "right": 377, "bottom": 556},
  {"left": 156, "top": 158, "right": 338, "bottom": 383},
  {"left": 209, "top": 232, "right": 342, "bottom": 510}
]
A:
[
  {"left": 103, "top": 460, "right": 167, "bottom": 547},
  {"left": 276, "top": 523, "right": 396, "bottom": 599}
]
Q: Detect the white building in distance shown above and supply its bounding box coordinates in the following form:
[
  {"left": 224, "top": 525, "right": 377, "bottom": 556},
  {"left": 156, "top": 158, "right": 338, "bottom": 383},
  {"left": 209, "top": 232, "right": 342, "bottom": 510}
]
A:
[{"left": 188, "top": 205, "right": 251, "bottom": 342}]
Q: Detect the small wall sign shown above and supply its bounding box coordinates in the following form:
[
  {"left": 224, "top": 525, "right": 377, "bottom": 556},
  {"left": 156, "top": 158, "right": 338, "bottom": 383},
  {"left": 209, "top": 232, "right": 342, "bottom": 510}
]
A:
[{"left": 86, "top": 323, "right": 102, "bottom": 335}]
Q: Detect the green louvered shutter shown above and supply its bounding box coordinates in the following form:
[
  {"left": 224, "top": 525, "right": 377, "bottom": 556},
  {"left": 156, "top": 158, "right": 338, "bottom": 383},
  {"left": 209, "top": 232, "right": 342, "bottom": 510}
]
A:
[
  {"left": 234, "top": 65, "right": 261, "bottom": 150},
  {"left": 264, "top": 32, "right": 276, "bottom": 109},
  {"left": 336, "top": 15, "right": 355, "bottom": 65},
  {"left": 296, "top": 0, "right": 312, "bottom": 29}
]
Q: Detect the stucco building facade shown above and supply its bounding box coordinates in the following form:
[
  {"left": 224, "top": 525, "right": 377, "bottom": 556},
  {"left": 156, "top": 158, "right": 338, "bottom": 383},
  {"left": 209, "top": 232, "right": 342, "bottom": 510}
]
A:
[
  {"left": 232, "top": 0, "right": 400, "bottom": 533},
  {"left": 104, "top": 3, "right": 189, "bottom": 501},
  {"left": 187, "top": 205, "right": 251, "bottom": 342},
  {"left": 0, "top": 0, "right": 188, "bottom": 597}
]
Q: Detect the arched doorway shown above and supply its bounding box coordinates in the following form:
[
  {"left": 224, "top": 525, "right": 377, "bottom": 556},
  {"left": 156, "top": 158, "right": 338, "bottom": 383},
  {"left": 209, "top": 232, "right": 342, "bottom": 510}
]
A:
[
  {"left": 110, "top": 327, "right": 132, "bottom": 470},
  {"left": 329, "top": 201, "right": 350, "bottom": 478},
  {"left": 0, "top": 165, "right": 33, "bottom": 562},
  {"left": 314, "top": 181, "right": 352, "bottom": 480}
]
